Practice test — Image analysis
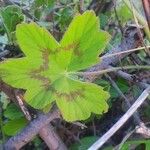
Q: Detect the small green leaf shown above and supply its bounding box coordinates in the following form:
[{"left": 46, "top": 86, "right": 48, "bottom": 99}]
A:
[
  {"left": 3, "top": 117, "right": 27, "bottom": 136},
  {"left": 116, "top": 3, "right": 133, "bottom": 25},
  {"left": 104, "top": 139, "right": 150, "bottom": 150},
  {"left": 0, "top": 5, "right": 24, "bottom": 42},
  {"left": 34, "top": 0, "right": 55, "bottom": 8},
  {"left": 110, "top": 78, "right": 129, "bottom": 98},
  {"left": 0, "top": 11, "right": 110, "bottom": 122},
  {"left": 4, "top": 103, "right": 24, "bottom": 120},
  {"left": 70, "top": 136, "right": 98, "bottom": 150}
]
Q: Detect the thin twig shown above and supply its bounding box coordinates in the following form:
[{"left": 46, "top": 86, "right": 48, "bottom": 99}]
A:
[
  {"left": 76, "top": 65, "right": 150, "bottom": 76},
  {"left": 79, "top": 0, "right": 84, "bottom": 13},
  {"left": 116, "top": 70, "right": 150, "bottom": 89},
  {"left": 105, "top": 74, "right": 141, "bottom": 125},
  {"left": 101, "top": 46, "right": 150, "bottom": 59},
  {"left": 15, "top": 93, "right": 32, "bottom": 121},
  {"left": 88, "top": 87, "right": 150, "bottom": 150},
  {"left": 106, "top": 74, "right": 150, "bottom": 139}
]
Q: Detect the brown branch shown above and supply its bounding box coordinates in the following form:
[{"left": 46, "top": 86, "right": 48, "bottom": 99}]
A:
[
  {"left": 3, "top": 109, "right": 60, "bottom": 150},
  {"left": 39, "top": 124, "right": 67, "bottom": 150}
]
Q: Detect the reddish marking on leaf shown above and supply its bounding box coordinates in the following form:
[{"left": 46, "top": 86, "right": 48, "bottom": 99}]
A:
[
  {"left": 42, "top": 49, "right": 49, "bottom": 70},
  {"left": 32, "top": 49, "right": 50, "bottom": 73},
  {"left": 73, "top": 42, "right": 82, "bottom": 56},
  {"left": 55, "top": 87, "right": 85, "bottom": 101},
  {"left": 30, "top": 73, "right": 51, "bottom": 88},
  {"left": 29, "top": 49, "right": 51, "bottom": 88},
  {"left": 54, "top": 41, "right": 82, "bottom": 55},
  {"left": 63, "top": 42, "right": 78, "bottom": 51}
]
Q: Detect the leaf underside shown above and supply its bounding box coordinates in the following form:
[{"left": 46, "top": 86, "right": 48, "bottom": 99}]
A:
[{"left": 0, "top": 10, "right": 110, "bottom": 122}]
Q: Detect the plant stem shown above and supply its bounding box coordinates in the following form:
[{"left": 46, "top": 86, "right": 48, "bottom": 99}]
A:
[
  {"left": 101, "top": 45, "right": 150, "bottom": 59},
  {"left": 71, "top": 65, "right": 150, "bottom": 76}
]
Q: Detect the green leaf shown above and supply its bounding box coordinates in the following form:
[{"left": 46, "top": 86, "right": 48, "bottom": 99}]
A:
[
  {"left": 0, "top": 5, "right": 24, "bottom": 42},
  {"left": 104, "top": 139, "right": 150, "bottom": 150},
  {"left": 116, "top": 3, "right": 133, "bottom": 25},
  {"left": 70, "top": 136, "right": 98, "bottom": 150},
  {"left": 0, "top": 10, "right": 110, "bottom": 122},
  {"left": 34, "top": 0, "right": 55, "bottom": 8},
  {"left": 56, "top": 7, "right": 73, "bottom": 32},
  {"left": 110, "top": 78, "right": 129, "bottom": 98},
  {"left": 4, "top": 103, "right": 24, "bottom": 120},
  {"left": 3, "top": 117, "right": 27, "bottom": 136}
]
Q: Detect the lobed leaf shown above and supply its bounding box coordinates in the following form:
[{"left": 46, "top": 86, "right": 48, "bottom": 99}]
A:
[{"left": 0, "top": 10, "right": 111, "bottom": 122}]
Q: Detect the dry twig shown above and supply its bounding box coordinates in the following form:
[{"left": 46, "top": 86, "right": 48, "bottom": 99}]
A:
[{"left": 88, "top": 87, "right": 150, "bottom": 150}]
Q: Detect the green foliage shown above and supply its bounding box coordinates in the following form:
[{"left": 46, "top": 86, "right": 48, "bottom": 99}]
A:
[
  {"left": 70, "top": 136, "right": 98, "bottom": 150},
  {"left": 34, "top": 0, "right": 55, "bottom": 7},
  {"left": 32, "top": 0, "right": 55, "bottom": 20},
  {"left": 96, "top": 78, "right": 129, "bottom": 99},
  {"left": 110, "top": 78, "right": 129, "bottom": 98},
  {"left": 105, "top": 139, "right": 150, "bottom": 150},
  {"left": 116, "top": 2, "right": 133, "bottom": 25},
  {"left": 3, "top": 117, "right": 27, "bottom": 136},
  {"left": 56, "top": 7, "right": 73, "bottom": 32},
  {"left": 2, "top": 103, "right": 27, "bottom": 136},
  {"left": 99, "top": 14, "right": 109, "bottom": 29},
  {"left": 0, "top": 5, "right": 24, "bottom": 43},
  {"left": 0, "top": 11, "right": 110, "bottom": 122},
  {"left": 4, "top": 103, "right": 24, "bottom": 120}
]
